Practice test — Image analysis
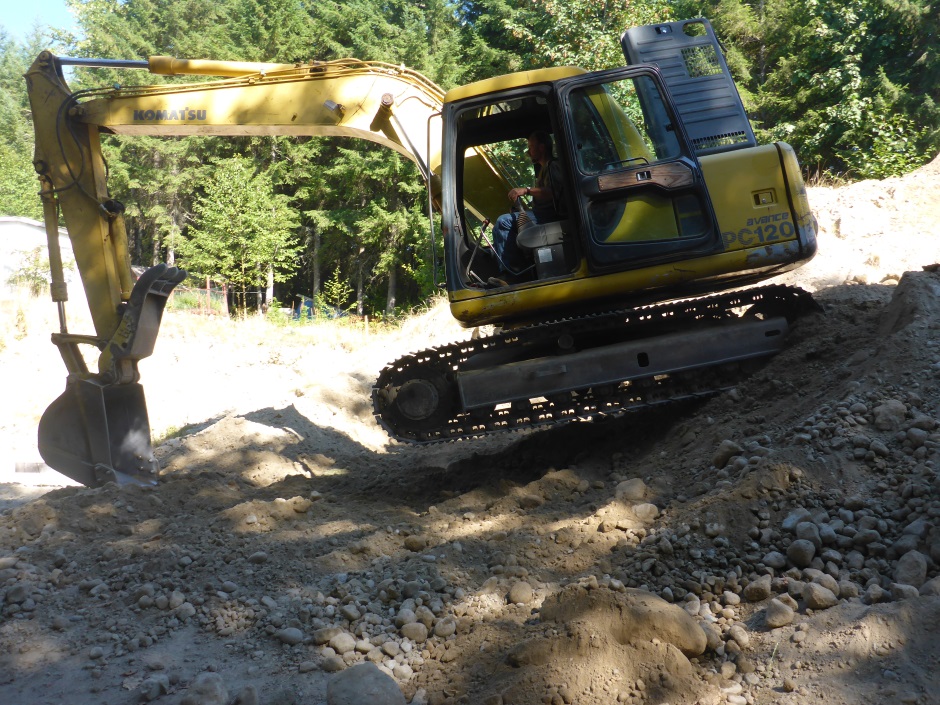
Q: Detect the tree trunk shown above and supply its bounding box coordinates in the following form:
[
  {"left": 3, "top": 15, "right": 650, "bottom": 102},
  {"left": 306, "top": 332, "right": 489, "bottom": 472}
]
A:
[
  {"left": 386, "top": 220, "right": 399, "bottom": 315},
  {"left": 167, "top": 198, "right": 182, "bottom": 267},
  {"left": 152, "top": 232, "right": 162, "bottom": 266},
  {"left": 312, "top": 228, "right": 321, "bottom": 299},
  {"left": 130, "top": 224, "right": 141, "bottom": 264},
  {"left": 356, "top": 265, "right": 364, "bottom": 317},
  {"left": 266, "top": 265, "right": 274, "bottom": 310},
  {"left": 386, "top": 265, "right": 397, "bottom": 316}
]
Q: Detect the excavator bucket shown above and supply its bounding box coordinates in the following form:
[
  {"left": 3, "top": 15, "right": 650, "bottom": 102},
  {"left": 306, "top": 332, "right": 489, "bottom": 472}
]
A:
[
  {"left": 37, "top": 264, "right": 185, "bottom": 488},
  {"left": 38, "top": 379, "right": 158, "bottom": 487}
]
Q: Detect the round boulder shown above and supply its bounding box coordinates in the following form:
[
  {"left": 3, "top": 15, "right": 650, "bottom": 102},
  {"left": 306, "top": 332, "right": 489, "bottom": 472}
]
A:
[
  {"left": 743, "top": 574, "right": 772, "bottom": 603},
  {"left": 189, "top": 673, "right": 228, "bottom": 705},
  {"left": 326, "top": 662, "right": 406, "bottom": 705},
  {"left": 895, "top": 550, "right": 928, "bottom": 588},
  {"left": 787, "top": 539, "right": 816, "bottom": 569},
  {"left": 764, "top": 599, "right": 794, "bottom": 629},
  {"left": 615, "top": 478, "right": 648, "bottom": 501},
  {"left": 802, "top": 582, "right": 839, "bottom": 610},
  {"left": 508, "top": 581, "right": 534, "bottom": 605},
  {"left": 400, "top": 622, "right": 428, "bottom": 643}
]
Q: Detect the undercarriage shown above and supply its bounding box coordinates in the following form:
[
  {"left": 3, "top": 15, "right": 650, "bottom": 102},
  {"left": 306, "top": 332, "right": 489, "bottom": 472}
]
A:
[{"left": 372, "top": 285, "right": 819, "bottom": 442}]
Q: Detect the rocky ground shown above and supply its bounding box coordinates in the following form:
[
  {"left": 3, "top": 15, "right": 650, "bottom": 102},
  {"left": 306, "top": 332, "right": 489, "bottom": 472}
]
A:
[{"left": 1, "top": 156, "right": 939, "bottom": 705}]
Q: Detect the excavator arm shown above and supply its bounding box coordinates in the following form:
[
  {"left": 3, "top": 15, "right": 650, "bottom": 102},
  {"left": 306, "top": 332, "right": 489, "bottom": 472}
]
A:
[{"left": 25, "top": 50, "right": 509, "bottom": 487}]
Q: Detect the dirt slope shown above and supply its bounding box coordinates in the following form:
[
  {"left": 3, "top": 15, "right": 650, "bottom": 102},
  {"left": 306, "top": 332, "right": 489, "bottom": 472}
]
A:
[{"left": 1, "top": 156, "right": 939, "bottom": 705}]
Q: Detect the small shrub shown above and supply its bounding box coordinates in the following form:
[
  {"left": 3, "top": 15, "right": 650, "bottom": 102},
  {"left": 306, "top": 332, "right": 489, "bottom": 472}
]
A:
[
  {"left": 14, "top": 308, "right": 27, "bottom": 340},
  {"left": 6, "top": 247, "right": 72, "bottom": 297}
]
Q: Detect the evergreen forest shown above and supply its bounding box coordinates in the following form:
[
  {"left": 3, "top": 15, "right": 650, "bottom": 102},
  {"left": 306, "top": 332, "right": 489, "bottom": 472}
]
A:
[{"left": 1, "top": 0, "right": 937, "bottom": 316}]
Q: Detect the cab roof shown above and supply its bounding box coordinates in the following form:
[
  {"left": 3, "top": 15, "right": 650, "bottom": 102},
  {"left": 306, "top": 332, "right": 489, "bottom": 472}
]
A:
[{"left": 443, "top": 67, "right": 586, "bottom": 103}]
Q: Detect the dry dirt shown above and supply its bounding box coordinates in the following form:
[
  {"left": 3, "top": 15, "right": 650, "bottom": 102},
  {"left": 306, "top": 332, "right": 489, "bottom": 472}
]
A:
[{"left": 1, "top": 155, "right": 940, "bottom": 705}]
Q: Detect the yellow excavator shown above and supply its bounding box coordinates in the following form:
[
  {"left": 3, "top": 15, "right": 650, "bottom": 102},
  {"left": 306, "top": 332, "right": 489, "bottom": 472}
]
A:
[{"left": 25, "top": 18, "right": 818, "bottom": 488}]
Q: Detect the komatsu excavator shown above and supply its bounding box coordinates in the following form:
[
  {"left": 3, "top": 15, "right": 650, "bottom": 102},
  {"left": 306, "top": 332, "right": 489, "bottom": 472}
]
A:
[{"left": 25, "top": 18, "right": 818, "bottom": 488}]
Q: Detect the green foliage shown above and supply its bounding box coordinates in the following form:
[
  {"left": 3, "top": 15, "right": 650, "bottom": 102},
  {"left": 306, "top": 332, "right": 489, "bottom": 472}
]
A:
[
  {"left": 176, "top": 156, "right": 302, "bottom": 310},
  {"left": 0, "top": 143, "right": 42, "bottom": 219},
  {"left": 320, "top": 268, "right": 353, "bottom": 311},
  {"left": 508, "top": 0, "right": 674, "bottom": 71},
  {"left": 6, "top": 247, "right": 61, "bottom": 296},
  {"left": 678, "top": 0, "right": 939, "bottom": 177},
  {"left": 310, "top": 0, "right": 465, "bottom": 87},
  {"left": 264, "top": 297, "right": 294, "bottom": 326},
  {"left": 166, "top": 286, "right": 228, "bottom": 313},
  {"left": 842, "top": 111, "right": 931, "bottom": 179},
  {"left": 0, "top": 31, "right": 46, "bottom": 219}
]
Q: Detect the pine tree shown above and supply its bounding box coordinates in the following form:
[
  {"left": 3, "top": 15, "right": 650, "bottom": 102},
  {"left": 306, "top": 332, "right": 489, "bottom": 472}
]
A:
[{"left": 177, "top": 156, "right": 301, "bottom": 313}]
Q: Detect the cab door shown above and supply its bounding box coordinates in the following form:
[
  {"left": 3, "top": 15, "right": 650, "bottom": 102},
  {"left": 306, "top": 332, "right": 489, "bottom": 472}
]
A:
[{"left": 555, "top": 66, "right": 721, "bottom": 270}]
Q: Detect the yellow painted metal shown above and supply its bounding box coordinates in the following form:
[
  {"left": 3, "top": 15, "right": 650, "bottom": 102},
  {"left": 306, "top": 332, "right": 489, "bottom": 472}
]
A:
[
  {"left": 26, "top": 53, "right": 125, "bottom": 340},
  {"left": 148, "top": 56, "right": 298, "bottom": 77},
  {"left": 776, "top": 142, "right": 816, "bottom": 234},
  {"left": 600, "top": 193, "right": 680, "bottom": 243},
  {"left": 79, "top": 60, "right": 446, "bottom": 161},
  {"left": 699, "top": 143, "right": 800, "bottom": 250},
  {"left": 76, "top": 58, "right": 510, "bottom": 222},
  {"left": 448, "top": 242, "right": 786, "bottom": 326},
  {"left": 444, "top": 67, "right": 586, "bottom": 102}
]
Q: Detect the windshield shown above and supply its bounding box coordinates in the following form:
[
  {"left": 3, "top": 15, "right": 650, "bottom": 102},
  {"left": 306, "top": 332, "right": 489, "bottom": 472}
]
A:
[{"left": 568, "top": 75, "right": 680, "bottom": 175}]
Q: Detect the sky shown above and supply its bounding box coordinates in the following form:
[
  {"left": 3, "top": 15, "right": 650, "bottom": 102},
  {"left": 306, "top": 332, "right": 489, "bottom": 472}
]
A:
[{"left": 1, "top": 0, "right": 79, "bottom": 43}]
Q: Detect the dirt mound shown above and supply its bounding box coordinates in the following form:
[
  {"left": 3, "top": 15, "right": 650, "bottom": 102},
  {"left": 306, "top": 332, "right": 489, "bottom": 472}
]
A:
[{"left": 781, "top": 157, "right": 940, "bottom": 292}]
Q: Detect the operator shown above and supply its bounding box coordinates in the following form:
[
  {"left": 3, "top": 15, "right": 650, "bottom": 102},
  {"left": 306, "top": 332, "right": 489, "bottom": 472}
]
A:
[{"left": 490, "top": 130, "right": 565, "bottom": 276}]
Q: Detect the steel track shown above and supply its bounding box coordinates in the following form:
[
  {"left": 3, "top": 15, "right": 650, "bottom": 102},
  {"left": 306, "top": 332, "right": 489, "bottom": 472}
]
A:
[{"left": 371, "top": 285, "right": 818, "bottom": 443}]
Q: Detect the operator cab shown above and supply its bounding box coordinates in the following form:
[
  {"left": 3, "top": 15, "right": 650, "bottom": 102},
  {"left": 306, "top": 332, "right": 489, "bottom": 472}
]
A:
[{"left": 441, "top": 64, "right": 720, "bottom": 305}]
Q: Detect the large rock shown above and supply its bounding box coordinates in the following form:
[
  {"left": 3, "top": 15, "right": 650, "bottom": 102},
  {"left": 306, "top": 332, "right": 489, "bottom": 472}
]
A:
[
  {"left": 803, "top": 583, "right": 839, "bottom": 610},
  {"left": 187, "top": 673, "right": 228, "bottom": 705},
  {"left": 329, "top": 632, "right": 357, "bottom": 654},
  {"left": 400, "top": 622, "right": 428, "bottom": 642},
  {"left": 795, "top": 522, "right": 822, "bottom": 550},
  {"left": 616, "top": 478, "right": 648, "bottom": 501},
  {"left": 275, "top": 628, "right": 304, "bottom": 646},
  {"left": 743, "top": 574, "right": 772, "bottom": 602},
  {"left": 764, "top": 599, "right": 794, "bottom": 629},
  {"left": 782, "top": 509, "right": 812, "bottom": 532},
  {"left": 873, "top": 400, "right": 907, "bottom": 431},
  {"left": 891, "top": 583, "right": 920, "bottom": 600},
  {"left": 713, "top": 440, "right": 744, "bottom": 469},
  {"left": 633, "top": 503, "right": 660, "bottom": 523},
  {"left": 508, "top": 581, "right": 534, "bottom": 605},
  {"left": 919, "top": 576, "right": 940, "bottom": 597},
  {"left": 326, "top": 662, "right": 406, "bottom": 705},
  {"left": 787, "top": 539, "right": 816, "bottom": 569},
  {"left": 895, "top": 550, "right": 928, "bottom": 588},
  {"left": 762, "top": 551, "right": 787, "bottom": 570}
]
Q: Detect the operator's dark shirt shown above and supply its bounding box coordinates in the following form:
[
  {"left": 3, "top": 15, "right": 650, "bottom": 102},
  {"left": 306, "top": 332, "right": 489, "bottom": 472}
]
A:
[{"left": 531, "top": 159, "right": 565, "bottom": 223}]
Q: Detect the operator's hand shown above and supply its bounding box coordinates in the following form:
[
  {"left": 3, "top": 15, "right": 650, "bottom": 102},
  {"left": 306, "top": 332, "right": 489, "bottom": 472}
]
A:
[{"left": 508, "top": 187, "right": 529, "bottom": 201}]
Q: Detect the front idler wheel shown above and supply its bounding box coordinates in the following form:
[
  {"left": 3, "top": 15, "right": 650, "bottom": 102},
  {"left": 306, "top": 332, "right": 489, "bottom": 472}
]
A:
[{"left": 378, "top": 371, "right": 457, "bottom": 436}]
